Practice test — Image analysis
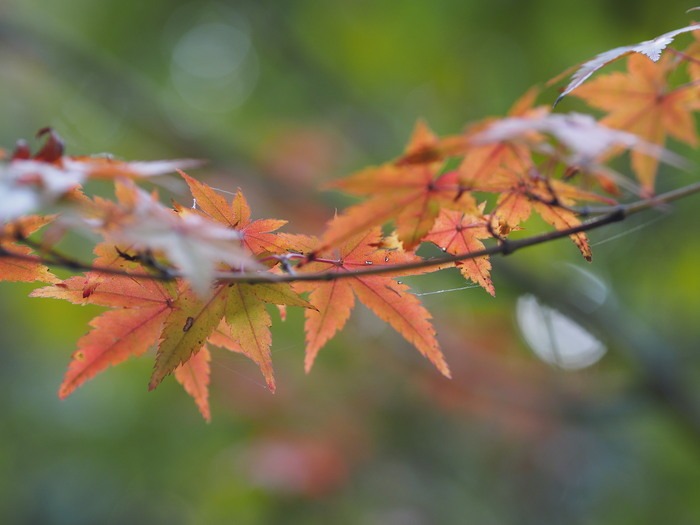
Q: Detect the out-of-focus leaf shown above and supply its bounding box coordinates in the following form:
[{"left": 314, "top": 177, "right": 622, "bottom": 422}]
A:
[{"left": 553, "top": 24, "right": 699, "bottom": 105}]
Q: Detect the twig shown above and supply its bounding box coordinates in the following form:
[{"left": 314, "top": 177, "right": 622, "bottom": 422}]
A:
[{"left": 2, "top": 180, "right": 700, "bottom": 285}]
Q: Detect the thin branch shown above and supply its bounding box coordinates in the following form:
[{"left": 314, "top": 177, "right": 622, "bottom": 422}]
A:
[
  {"left": 3, "top": 180, "right": 700, "bottom": 285},
  {"left": 217, "top": 179, "right": 700, "bottom": 284}
]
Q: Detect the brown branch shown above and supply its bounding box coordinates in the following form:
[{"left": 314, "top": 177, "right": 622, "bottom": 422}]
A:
[{"left": 3, "top": 180, "right": 700, "bottom": 285}]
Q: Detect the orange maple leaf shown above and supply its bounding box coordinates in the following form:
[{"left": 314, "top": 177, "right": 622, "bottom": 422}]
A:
[
  {"left": 179, "top": 171, "right": 292, "bottom": 257},
  {"left": 0, "top": 216, "right": 58, "bottom": 284},
  {"left": 174, "top": 346, "right": 211, "bottom": 422},
  {"left": 572, "top": 53, "right": 699, "bottom": 194},
  {"left": 322, "top": 122, "right": 477, "bottom": 252},
  {"left": 460, "top": 146, "right": 613, "bottom": 261},
  {"left": 423, "top": 208, "right": 495, "bottom": 296},
  {"left": 31, "top": 274, "right": 175, "bottom": 398},
  {"left": 293, "top": 224, "right": 449, "bottom": 377},
  {"left": 100, "top": 180, "right": 259, "bottom": 295}
]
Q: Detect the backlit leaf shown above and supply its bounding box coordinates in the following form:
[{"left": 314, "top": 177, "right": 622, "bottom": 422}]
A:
[
  {"left": 174, "top": 346, "right": 212, "bottom": 422},
  {"left": 295, "top": 225, "right": 449, "bottom": 377},
  {"left": 424, "top": 209, "right": 495, "bottom": 296},
  {"left": 150, "top": 287, "right": 227, "bottom": 390}
]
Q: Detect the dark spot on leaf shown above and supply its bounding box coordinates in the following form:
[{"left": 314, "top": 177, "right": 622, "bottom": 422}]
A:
[{"left": 385, "top": 285, "right": 402, "bottom": 297}]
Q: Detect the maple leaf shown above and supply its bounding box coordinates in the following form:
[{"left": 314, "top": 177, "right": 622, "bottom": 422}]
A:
[
  {"left": 102, "top": 181, "right": 261, "bottom": 295},
  {"left": 472, "top": 111, "right": 684, "bottom": 176},
  {"left": 320, "top": 120, "right": 482, "bottom": 252},
  {"left": 174, "top": 345, "right": 212, "bottom": 422},
  {"left": 324, "top": 167, "right": 475, "bottom": 252},
  {"left": 394, "top": 90, "right": 543, "bottom": 166},
  {"left": 179, "top": 171, "right": 292, "bottom": 257},
  {"left": 224, "top": 282, "right": 315, "bottom": 391},
  {"left": 151, "top": 281, "right": 313, "bottom": 393},
  {"left": 394, "top": 119, "right": 471, "bottom": 166},
  {"left": 553, "top": 24, "right": 699, "bottom": 105},
  {"left": 458, "top": 87, "right": 553, "bottom": 196},
  {"left": 294, "top": 224, "right": 449, "bottom": 377},
  {"left": 150, "top": 286, "right": 227, "bottom": 390},
  {"left": 31, "top": 274, "right": 175, "bottom": 398},
  {"left": 459, "top": 117, "right": 624, "bottom": 260},
  {"left": 571, "top": 54, "right": 698, "bottom": 193},
  {"left": 423, "top": 208, "right": 495, "bottom": 296},
  {"left": 0, "top": 216, "right": 58, "bottom": 283}
]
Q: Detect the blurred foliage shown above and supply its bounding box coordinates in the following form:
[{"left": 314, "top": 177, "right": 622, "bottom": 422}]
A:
[{"left": 1, "top": 1, "right": 700, "bottom": 524}]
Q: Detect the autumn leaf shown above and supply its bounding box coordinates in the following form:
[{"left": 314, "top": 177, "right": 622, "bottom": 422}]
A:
[
  {"left": 179, "top": 171, "right": 292, "bottom": 257},
  {"left": 472, "top": 111, "right": 685, "bottom": 178},
  {"left": 571, "top": 54, "right": 698, "bottom": 193},
  {"left": 423, "top": 208, "right": 495, "bottom": 296},
  {"left": 31, "top": 273, "right": 175, "bottom": 398},
  {"left": 220, "top": 282, "right": 315, "bottom": 392},
  {"left": 0, "top": 216, "right": 58, "bottom": 284},
  {"left": 174, "top": 346, "right": 212, "bottom": 422},
  {"left": 457, "top": 87, "right": 548, "bottom": 192},
  {"left": 394, "top": 119, "right": 469, "bottom": 166},
  {"left": 103, "top": 181, "right": 261, "bottom": 295},
  {"left": 151, "top": 279, "right": 312, "bottom": 393},
  {"left": 324, "top": 165, "right": 475, "bottom": 252},
  {"left": 319, "top": 121, "right": 481, "bottom": 251},
  {"left": 294, "top": 224, "right": 449, "bottom": 377},
  {"left": 61, "top": 305, "right": 172, "bottom": 399},
  {"left": 459, "top": 132, "right": 617, "bottom": 260},
  {"left": 1, "top": 129, "right": 198, "bottom": 222},
  {"left": 553, "top": 24, "right": 699, "bottom": 105},
  {"left": 150, "top": 286, "right": 227, "bottom": 390}
]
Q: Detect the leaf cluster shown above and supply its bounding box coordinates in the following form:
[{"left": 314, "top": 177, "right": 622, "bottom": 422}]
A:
[{"left": 2, "top": 18, "right": 700, "bottom": 419}]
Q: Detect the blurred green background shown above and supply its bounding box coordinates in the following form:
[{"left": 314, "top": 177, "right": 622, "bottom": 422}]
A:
[{"left": 2, "top": 1, "right": 700, "bottom": 524}]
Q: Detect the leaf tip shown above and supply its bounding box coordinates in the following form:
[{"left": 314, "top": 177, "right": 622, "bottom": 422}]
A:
[
  {"left": 440, "top": 363, "right": 452, "bottom": 380},
  {"left": 147, "top": 376, "right": 163, "bottom": 392},
  {"left": 57, "top": 385, "right": 72, "bottom": 400}
]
